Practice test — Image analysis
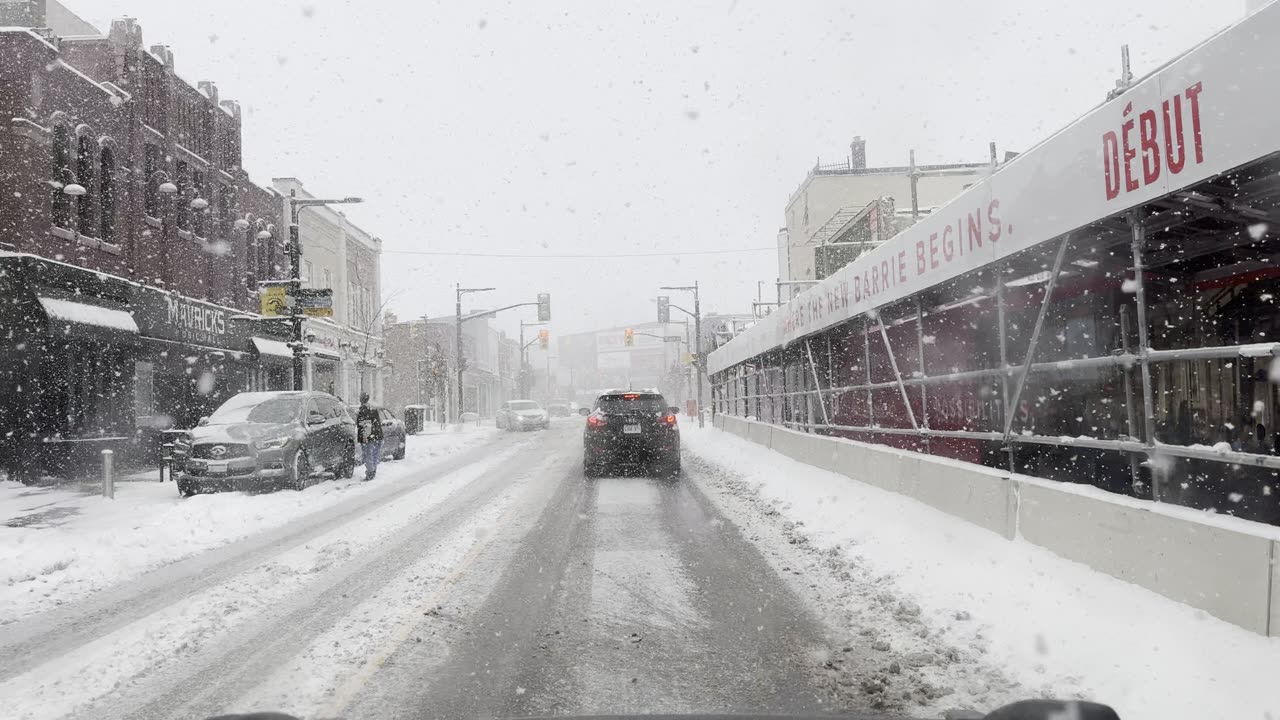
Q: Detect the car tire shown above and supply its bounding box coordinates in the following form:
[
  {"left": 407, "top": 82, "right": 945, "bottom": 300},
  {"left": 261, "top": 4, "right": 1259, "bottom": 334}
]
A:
[
  {"left": 668, "top": 457, "right": 682, "bottom": 477},
  {"left": 336, "top": 443, "right": 356, "bottom": 479},
  {"left": 393, "top": 440, "right": 406, "bottom": 460},
  {"left": 583, "top": 456, "right": 601, "bottom": 478},
  {"left": 288, "top": 449, "right": 309, "bottom": 491}
]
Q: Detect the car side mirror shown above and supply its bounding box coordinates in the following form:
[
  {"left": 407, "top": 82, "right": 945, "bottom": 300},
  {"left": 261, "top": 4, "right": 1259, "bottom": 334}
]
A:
[
  {"left": 307, "top": 412, "right": 326, "bottom": 426},
  {"left": 578, "top": 407, "right": 590, "bottom": 416},
  {"left": 197, "top": 416, "right": 210, "bottom": 427},
  {"left": 668, "top": 406, "right": 680, "bottom": 415}
]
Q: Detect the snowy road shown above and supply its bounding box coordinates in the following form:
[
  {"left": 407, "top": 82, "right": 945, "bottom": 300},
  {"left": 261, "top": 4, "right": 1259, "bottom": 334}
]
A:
[
  {"left": 9, "top": 418, "right": 1264, "bottom": 720},
  {"left": 0, "top": 420, "right": 862, "bottom": 720}
]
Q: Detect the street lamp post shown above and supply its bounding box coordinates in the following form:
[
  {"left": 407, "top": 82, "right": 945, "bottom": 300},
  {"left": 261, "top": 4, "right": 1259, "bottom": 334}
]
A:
[
  {"left": 661, "top": 282, "right": 703, "bottom": 428},
  {"left": 286, "top": 190, "right": 363, "bottom": 391},
  {"left": 455, "top": 284, "right": 495, "bottom": 422},
  {"left": 518, "top": 320, "right": 548, "bottom": 398}
]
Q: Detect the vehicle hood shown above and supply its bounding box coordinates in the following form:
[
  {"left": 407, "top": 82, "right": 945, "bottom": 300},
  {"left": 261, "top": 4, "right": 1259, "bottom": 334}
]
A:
[{"left": 189, "top": 422, "right": 299, "bottom": 444}]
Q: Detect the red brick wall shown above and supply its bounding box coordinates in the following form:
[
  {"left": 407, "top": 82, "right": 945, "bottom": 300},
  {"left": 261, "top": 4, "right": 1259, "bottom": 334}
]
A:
[{"left": 0, "top": 28, "right": 285, "bottom": 313}]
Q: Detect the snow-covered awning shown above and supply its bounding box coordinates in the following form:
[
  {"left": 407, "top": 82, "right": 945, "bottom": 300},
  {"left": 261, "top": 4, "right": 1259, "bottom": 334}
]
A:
[
  {"left": 309, "top": 347, "right": 341, "bottom": 361},
  {"left": 37, "top": 296, "right": 138, "bottom": 334},
  {"left": 251, "top": 336, "right": 293, "bottom": 359}
]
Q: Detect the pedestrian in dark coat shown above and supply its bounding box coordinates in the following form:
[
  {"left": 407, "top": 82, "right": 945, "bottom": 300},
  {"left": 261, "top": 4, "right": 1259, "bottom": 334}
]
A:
[{"left": 356, "top": 393, "right": 383, "bottom": 480}]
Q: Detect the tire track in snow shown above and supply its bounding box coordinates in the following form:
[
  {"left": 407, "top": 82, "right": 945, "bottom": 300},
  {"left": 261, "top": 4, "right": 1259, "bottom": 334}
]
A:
[
  {"left": 1, "top": 445, "right": 524, "bottom": 720},
  {"left": 0, "top": 431, "right": 528, "bottom": 682}
]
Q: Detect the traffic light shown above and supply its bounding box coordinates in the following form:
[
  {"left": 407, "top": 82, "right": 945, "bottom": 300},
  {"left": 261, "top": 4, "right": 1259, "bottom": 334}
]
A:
[
  {"left": 538, "top": 328, "right": 550, "bottom": 349},
  {"left": 657, "top": 296, "right": 670, "bottom": 324},
  {"left": 624, "top": 328, "right": 634, "bottom": 347},
  {"left": 537, "top": 293, "right": 552, "bottom": 322}
]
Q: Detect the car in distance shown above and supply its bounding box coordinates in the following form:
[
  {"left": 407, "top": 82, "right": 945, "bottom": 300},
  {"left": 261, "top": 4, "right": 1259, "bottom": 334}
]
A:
[
  {"left": 177, "top": 391, "right": 357, "bottom": 495},
  {"left": 347, "top": 404, "right": 407, "bottom": 461},
  {"left": 582, "top": 391, "right": 681, "bottom": 478},
  {"left": 497, "top": 400, "right": 550, "bottom": 431},
  {"left": 548, "top": 401, "right": 571, "bottom": 418}
]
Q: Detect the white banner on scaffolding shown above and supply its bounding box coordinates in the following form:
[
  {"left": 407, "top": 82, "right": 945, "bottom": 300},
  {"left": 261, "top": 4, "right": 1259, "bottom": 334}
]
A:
[{"left": 711, "top": 2, "right": 1280, "bottom": 374}]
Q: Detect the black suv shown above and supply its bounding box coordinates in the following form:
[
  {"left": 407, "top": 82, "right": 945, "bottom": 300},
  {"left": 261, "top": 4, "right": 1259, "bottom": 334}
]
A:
[
  {"left": 582, "top": 391, "right": 681, "bottom": 478},
  {"left": 177, "top": 391, "right": 357, "bottom": 495}
]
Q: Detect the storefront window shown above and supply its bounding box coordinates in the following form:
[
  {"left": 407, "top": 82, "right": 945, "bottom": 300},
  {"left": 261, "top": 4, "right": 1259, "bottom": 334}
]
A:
[{"left": 134, "top": 361, "right": 155, "bottom": 418}]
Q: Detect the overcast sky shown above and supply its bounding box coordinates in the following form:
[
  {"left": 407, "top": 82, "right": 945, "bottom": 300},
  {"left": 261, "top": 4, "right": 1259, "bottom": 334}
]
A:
[{"left": 79, "top": 0, "right": 1237, "bottom": 339}]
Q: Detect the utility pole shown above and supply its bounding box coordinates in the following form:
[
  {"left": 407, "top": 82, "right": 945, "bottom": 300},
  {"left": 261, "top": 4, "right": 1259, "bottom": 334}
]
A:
[
  {"left": 285, "top": 189, "right": 362, "bottom": 391},
  {"left": 454, "top": 285, "right": 497, "bottom": 421},
  {"left": 519, "top": 319, "right": 547, "bottom": 398},
  {"left": 661, "top": 282, "right": 704, "bottom": 428}
]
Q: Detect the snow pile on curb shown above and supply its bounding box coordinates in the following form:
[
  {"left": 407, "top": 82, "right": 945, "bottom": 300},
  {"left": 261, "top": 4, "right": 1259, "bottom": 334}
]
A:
[
  {"left": 0, "top": 426, "right": 497, "bottom": 624},
  {"left": 682, "top": 426, "right": 1280, "bottom": 720}
]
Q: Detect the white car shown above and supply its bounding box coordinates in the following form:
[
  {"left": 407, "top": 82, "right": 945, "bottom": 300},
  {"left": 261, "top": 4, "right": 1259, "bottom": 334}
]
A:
[{"left": 497, "top": 400, "right": 549, "bottom": 431}]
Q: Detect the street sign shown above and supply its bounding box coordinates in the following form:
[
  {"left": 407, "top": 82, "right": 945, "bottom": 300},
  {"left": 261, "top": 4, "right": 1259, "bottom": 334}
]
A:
[
  {"left": 296, "top": 288, "right": 334, "bottom": 318},
  {"left": 537, "top": 293, "right": 552, "bottom": 322},
  {"left": 260, "top": 286, "right": 287, "bottom": 316},
  {"left": 664, "top": 335, "right": 682, "bottom": 342}
]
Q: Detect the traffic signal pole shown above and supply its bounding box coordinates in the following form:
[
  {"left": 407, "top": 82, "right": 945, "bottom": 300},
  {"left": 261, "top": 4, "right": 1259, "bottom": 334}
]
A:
[{"left": 659, "top": 282, "right": 704, "bottom": 428}]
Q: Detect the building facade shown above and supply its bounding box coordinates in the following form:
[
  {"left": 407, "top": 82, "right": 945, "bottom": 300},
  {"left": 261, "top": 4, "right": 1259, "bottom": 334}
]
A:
[
  {"left": 0, "top": 12, "right": 295, "bottom": 479},
  {"left": 271, "top": 178, "right": 385, "bottom": 404},
  {"left": 381, "top": 314, "right": 518, "bottom": 424},
  {"left": 782, "top": 136, "right": 990, "bottom": 299}
]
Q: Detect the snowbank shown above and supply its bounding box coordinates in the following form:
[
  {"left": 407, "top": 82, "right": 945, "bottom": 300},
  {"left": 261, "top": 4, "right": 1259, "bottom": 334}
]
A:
[
  {"left": 0, "top": 426, "right": 497, "bottom": 624},
  {"left": 683, "top": 426, "right": 1280, "bottom": 720}
]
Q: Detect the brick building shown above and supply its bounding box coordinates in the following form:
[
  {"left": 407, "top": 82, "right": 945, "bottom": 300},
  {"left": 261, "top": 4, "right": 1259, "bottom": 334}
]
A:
[{"left": 0, "top": 7, "right": 296, "bottom": 480}]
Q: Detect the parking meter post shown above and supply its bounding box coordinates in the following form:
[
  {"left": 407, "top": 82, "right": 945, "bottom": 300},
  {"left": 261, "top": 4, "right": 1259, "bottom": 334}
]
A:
[{"left": 102, "top": 449, "right": 115, "bottom": 499}]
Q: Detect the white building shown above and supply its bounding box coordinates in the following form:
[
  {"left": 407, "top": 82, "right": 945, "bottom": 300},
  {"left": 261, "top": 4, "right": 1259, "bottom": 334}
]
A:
[
  {"left": 782, "top": 137, "right": 990, "bottom": 300},
  {"left": 272, "top": 177, "right": 385, "bottom": 404}
]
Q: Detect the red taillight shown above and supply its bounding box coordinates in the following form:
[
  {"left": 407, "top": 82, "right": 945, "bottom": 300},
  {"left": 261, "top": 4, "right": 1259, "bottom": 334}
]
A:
[
  {"left": 663, "top": 414, "right": 677, "bottom": 425},
  {"left": 587, "top": 414, "right": 606, "bottom": 429}
]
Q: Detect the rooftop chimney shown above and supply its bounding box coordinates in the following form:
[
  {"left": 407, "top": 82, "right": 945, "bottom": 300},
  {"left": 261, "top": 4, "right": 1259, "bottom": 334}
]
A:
[
  {"left": 149, "top": 43, "right": 173, "bottom": 70},
  {"left": 220, "top": 99, "right": 241, "bottom": 119},
  {"left": 850, "top": 136, "right": 866, "bottom": 170},
  {"left": 108, "top": 17, "right": 142, "bottom": 49},
  {"left": 197, "top": 80, "right": 218, "bottom": 104}
]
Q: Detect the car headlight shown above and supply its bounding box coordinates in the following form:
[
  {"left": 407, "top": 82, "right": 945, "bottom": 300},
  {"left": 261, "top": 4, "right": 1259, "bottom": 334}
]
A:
[{"left": 254, "top": 436, "right": 291, "bottom": 450}]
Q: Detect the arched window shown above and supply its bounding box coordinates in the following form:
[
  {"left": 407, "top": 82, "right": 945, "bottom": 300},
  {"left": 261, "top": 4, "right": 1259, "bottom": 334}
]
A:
[
  {"left": 99, "top": 143, "right": 116, "bottom": 243},
  {"left": 175, "top": 160, "right": 190, "bottom": 231},
  {"left": 51, "top": 124, "right": 72, "bottom": 229},
  {"left": 143, "top": 144, "right": 161, "bottom": 217},
  {"left": 76, "top": 134, "right": 95, "bottom": 235}
]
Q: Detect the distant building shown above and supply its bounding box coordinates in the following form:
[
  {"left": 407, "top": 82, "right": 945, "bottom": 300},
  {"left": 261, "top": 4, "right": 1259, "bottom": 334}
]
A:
[
  {"left": 381, "top": 314, "right": 518, "bottom": 423},
  {"left": 781, "top": 136, "right": 990, "bottom": 299},
  {"left": 272, "top": 179, "right": 385, "bottom": 404}
]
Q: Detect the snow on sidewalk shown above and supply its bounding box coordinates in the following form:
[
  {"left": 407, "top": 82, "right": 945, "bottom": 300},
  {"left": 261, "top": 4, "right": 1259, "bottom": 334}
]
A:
[
  {"left": 0, "top": 425, "right": 497, "bottom": 625},
  {"left": 682, "top": 425, "right": 1280, "bottom": 720}
]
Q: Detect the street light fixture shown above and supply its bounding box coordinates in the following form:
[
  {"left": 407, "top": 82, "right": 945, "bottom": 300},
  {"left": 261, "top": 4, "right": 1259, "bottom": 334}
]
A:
[
  {"left": 455, "top": 284, "right": 496, "bottom": 422},
  {"left": 518, "top": 319, "right": 549, "bottom": 398},
  {"left": 285, "top": 190, "right": 364, "bottom": 390},
  {"left": 660, "top": 282, "right": 704, "bottom": 427}
]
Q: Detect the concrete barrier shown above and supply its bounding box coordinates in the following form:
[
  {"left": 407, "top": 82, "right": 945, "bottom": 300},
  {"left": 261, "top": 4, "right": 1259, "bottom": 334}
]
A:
[
  {"left": 1017, "top": 480, "right": 1276, "bottom": 635},
  {"left": 747, "top": 420, "right": 774, "bottom": 448},
  {"left": 1272, "top": 542, "right": 1280, "bottom": 636},
  {"left": 713, "top": 416, "right": 1280, "bottom": 636}
]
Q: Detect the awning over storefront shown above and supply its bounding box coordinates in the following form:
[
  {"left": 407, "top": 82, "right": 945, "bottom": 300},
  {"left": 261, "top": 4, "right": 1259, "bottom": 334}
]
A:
[
  {"left": 252, "top": 336, "right": 294, "bottom": 359},
  {"left": 36, "top": 296, "right": 139, "bottom": 337},
  {"left": 309, "top": 347, "right": 342, "bottom": 361}
]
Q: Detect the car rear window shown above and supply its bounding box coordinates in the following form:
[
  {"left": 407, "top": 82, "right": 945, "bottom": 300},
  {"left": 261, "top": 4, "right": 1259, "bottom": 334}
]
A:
[{"left": 595, "top": 394, "right": 667, "bottom": 413}]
